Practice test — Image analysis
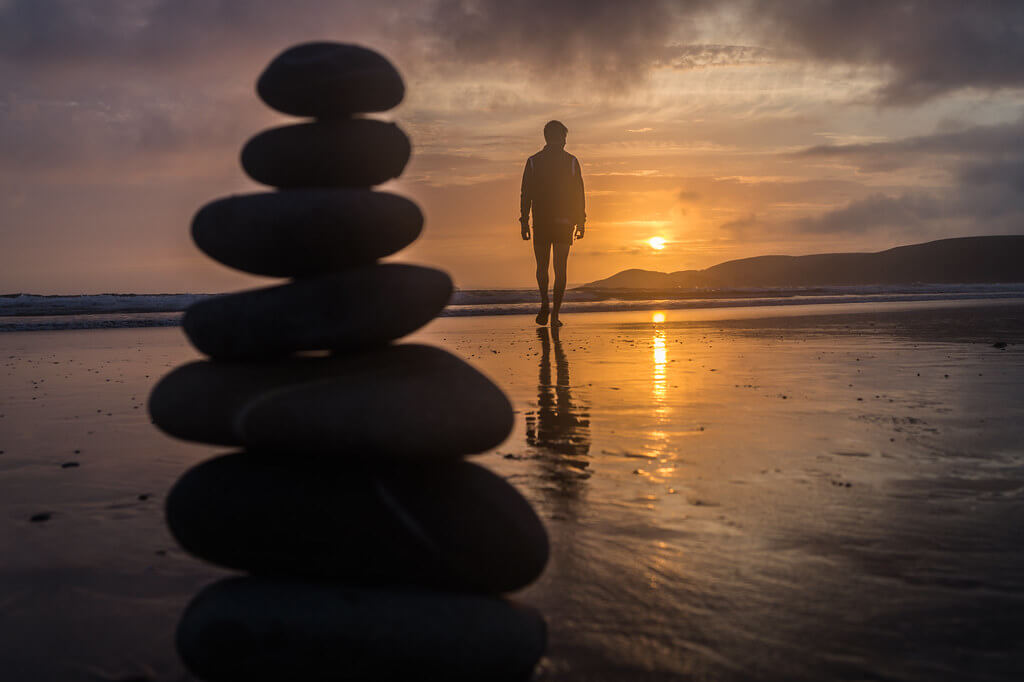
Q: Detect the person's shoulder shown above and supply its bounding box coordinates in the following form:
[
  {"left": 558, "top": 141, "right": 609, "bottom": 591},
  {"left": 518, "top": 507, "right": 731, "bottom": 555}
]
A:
[{"left": 562, "top": 149, "right": 581, "bottom": 164}]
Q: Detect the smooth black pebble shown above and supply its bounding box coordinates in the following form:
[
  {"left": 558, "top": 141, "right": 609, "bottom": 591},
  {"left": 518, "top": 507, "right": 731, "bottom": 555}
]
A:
[
  {"left": 182, "top": 264, "right": 451, "bottom": 360},
  {"left": 192, "top": 190, "right": 423, "bottom": 277},
  {"left": 239, "top": 344, "right": 514, "bottom": 459},
  {"left": 256, "top": 42, "right": 404, "bottom": 117},
  {"left": 165, "top": 455, "right": 548, "bottom": 593},
  {"left": 177, "top": 577, "right": 546, "bottom": 682},
  {"left": 150, "top": 345, "right": 512, "bottom": 458},
  {"left": 241, "top": 120, "right": 410, "bottom": 188}
]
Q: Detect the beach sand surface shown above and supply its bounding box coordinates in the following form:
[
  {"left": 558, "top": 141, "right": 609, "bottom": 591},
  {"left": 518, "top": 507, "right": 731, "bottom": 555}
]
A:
[{"left": 2, "top": 299, "right": 1023, "bottom": 681}]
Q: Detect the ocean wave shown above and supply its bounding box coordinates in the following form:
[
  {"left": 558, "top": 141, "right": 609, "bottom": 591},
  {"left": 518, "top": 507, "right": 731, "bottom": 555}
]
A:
[
  {"left": 0, "top": 293, "right": 210, "bottom": 316},
  {"left": 2, "top": 285, "right": 1024, "bottom": 331},
  {"left": 5, "top": 283, "right": 1024, "bottom": 316}
]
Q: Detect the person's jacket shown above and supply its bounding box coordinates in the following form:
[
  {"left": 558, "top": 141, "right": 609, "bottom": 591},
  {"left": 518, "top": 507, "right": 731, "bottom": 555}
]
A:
[{"left": 520, "top": 145, "right": 586, "bottom": 227}]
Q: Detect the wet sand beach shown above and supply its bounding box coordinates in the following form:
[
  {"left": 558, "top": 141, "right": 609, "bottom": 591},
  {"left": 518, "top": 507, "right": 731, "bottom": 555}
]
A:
[{"left": 2, "top": 299, "right": 1023, "bottom": 680}]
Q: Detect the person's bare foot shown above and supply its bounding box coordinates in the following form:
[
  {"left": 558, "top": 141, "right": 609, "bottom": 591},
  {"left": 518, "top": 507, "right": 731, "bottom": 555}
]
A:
[
  {"left": 535, "top": 307, "right": 550, "bottom": 325},
  {"left": 550, "top": 315, "right": 563, "bottom": 327}
]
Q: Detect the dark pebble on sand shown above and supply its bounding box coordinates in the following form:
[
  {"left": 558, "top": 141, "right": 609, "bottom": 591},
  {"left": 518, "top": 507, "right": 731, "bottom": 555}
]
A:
[
  {"left": 993, "top": 341, "right": 1008, "bottom": 349},
  {"left": 30, "top": 513, "right": 52, "bottom": 522},
  {"left": 138, "top": 494, "right": 151, "bottom": 501},
  {"left": 176, "top": 577, "right": 545, "bottom": 682},
  {"left": 61, "top": 461, "right": 79, "bottom": 468}
]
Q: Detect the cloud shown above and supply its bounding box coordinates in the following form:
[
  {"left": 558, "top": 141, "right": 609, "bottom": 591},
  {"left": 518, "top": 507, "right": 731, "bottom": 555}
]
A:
[
  {"left": 423, "top": 1, "right": 1024, "bottom": 103},
  {"left": 3, "top": 1, "right": 1021, "bottom": 105},
  {"left": 0, "top": 1, "right": 387, "bottom": 69},
  {"left": 720, "top": 212, "right": 758, "bottom": 235},
  {"left": 748, "top": 0, "right": 1024, "bottom": 104},
  {"left": 798, "top": 119, "right": 1024, "bottom": 172},
  {"left": 795, "top": 118, "right": 1024, "bottom": 235},
  {"left": 422, "top": 0, "right": 718, "bottom": 89},
  {"left": 659, "top": 44, "right": 774, "bottom": 70},
  {"left": 798, "top": 192, "right": 949, "bottom": 234}
]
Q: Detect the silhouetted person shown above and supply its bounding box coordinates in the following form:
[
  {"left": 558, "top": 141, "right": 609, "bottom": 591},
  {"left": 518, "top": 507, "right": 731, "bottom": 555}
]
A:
[{"left": 520, "top": 120, "right": 586, "bottom": 327}]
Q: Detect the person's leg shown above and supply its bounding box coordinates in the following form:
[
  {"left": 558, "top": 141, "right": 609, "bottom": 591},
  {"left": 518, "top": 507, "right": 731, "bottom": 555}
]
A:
[
  {"left": 533, "top": 234, "right": 551, "bottom": 324},
  {"left": 550, "top": 242, "right": 570, "bottom": 326}
]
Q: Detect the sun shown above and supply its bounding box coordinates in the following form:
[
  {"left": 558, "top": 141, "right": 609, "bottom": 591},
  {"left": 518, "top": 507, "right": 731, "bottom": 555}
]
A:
[{"left": 647, "top": 236, "right": 666, "bottom": 250}]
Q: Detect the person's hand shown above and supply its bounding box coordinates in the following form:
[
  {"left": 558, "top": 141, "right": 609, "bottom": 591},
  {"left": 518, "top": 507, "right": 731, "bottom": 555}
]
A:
[
  {"left": 574, "top": 224, "right": 585, "bottom": 239},
  {"left": 521, "top": 222, "right": 531, "bottom": 240}
]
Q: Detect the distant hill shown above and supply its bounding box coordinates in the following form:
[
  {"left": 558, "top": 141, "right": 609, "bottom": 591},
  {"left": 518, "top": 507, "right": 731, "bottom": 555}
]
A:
[{"left": 581, "top": 236, "right": 1024, "bottom": 289}]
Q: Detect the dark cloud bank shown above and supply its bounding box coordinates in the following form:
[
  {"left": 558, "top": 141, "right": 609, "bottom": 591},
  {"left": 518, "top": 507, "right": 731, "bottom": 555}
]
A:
[
  {"left": 3, "top": 1, "right": 1022, "bottom": 98},
  {"left": 798, "top": 118, "right": 1024, "bottom": 236},
  {"left": 427, "top": 0, "right": 1024, "bottom": 104}
]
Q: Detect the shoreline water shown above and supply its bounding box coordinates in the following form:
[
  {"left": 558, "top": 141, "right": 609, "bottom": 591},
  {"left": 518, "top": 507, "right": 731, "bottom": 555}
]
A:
[{"left": 2, "top": 284, "right": 1024, "bottom": 332}]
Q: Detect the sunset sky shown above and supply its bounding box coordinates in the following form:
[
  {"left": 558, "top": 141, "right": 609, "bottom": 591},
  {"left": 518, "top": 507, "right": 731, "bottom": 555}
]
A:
[{"left": 2, "top": 1, "right": 1023, "bottom": 293}]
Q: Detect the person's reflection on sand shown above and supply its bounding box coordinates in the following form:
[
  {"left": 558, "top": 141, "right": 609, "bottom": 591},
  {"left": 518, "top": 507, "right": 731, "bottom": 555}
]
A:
[{"left": 525, "top": 327, "right": 591, "bottom": 498}]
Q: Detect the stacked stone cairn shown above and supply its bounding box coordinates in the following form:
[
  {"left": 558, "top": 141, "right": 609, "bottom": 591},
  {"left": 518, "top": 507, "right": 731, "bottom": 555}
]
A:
[{"left": 148, "top": 43, "right": 549, "bottom": 681}]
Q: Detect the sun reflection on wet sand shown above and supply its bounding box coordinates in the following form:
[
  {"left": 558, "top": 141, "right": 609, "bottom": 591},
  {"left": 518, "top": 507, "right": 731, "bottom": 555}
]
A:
[
  {"left": 652, "top": 331, "right": 667, "bottom": 403},
  {"left": 637, "top": 312, "right": 677, "bottom": 483},
  {"left": 414, "top": 303, "right": 1024, "bottom": 681}
]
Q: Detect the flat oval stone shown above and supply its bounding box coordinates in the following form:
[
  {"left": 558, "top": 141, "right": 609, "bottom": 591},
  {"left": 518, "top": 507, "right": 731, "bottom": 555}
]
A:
[
  {"left": 239, "top": 344, "right": 513, "bottom": 458},
  {"left": 192, "top": 190, "right": 422, "bottom": 276},
  {"left": 149, "top": 344, "right": 514, "bottom": 458},
  {"left": 166, "top": 456, "right": 549, "bottom": 592},
  {"left": 182, "top": 264, "right": 451, "bottom": 359},
  {"left": 149, "top": 354, "right": 356, "bottom": 446},
  {"left": 177, "top": 577, "right": 545, "bottom": 682},
  {"left": 256, "top": 42, "right": 404, "bottom": 117},
  {"left": 241, "top": 120, "right": 410, "bottom": 188}
]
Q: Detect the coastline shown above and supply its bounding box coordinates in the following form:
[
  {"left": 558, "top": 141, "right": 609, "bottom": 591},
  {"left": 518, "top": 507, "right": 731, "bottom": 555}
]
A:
[{"left": 2, "top": 286, "right": 1024, "bottom": 332}]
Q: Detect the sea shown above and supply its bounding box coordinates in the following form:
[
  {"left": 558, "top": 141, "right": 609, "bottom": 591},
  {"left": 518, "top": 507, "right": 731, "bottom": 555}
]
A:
[{"left": 2, "top": 283, "right": 1024, "bottom": 332}]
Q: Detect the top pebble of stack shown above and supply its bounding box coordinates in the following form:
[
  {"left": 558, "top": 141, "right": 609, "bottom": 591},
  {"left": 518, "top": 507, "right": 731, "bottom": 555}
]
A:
[{"left": 257, "top": 42, "right": 405, "bottom": 117}]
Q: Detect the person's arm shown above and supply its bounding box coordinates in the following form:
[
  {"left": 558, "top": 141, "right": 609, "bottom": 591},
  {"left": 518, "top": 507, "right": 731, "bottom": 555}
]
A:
[
  {"left": 573, "top": 156, "right": 586, "bottom": 238},
  {"left": 520, "top": 158, "right": 533, "bottom": 240}
]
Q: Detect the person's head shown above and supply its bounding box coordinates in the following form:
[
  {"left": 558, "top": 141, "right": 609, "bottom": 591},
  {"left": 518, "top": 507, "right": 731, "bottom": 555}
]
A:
[{"left": 543, "top": 120, "right": 568, "bottom": 148}]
